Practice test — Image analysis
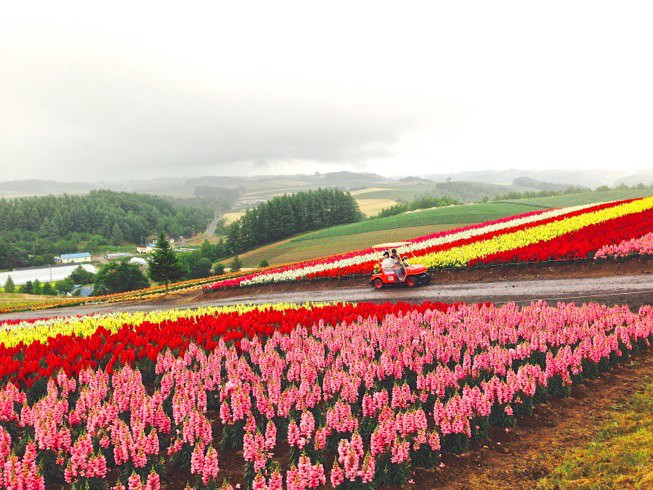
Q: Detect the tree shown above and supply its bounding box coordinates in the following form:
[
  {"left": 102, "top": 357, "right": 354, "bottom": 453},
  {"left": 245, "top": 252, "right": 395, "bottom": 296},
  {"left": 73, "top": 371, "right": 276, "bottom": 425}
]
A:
[
  {"left": 213, "top": 263, "right": 225, "bottom": 275},
  {"left": 258, "top": 259, "right": 269, "bottom": 268},
  {"left": 70, "top": 265, "right": 95, "bottom": 284},
  {"left": 41, "top": 282, "right": 55, "bottom": 295},
  {"left": 200, "top": 240, "right": 215, "bottom": 261},
  {"left": 32, "top": 279, "right": 42, "bottom": 295},
  {"left": 111, "top": 223, "right": 125, "bottom": 245},
  {"left": 180, "top": 252, "right": 213, "bottom": 279},
  {"left": 56, "top": 278, "right": 75, "bottom": 295},
  {"left": 3, "top": 275, "right": 15, "bottom": 293},
  {"left": 93, "top": 261, "right": 149, "bottom": 295},
  {"left": 230, "top": 256, "right": 242, "bottom": 272},
  {"left": 148, "top": 233, "right": 183, "bottom": 291},
  {"left": 19, "top": 281, "right": 33, "bottom": 294}
]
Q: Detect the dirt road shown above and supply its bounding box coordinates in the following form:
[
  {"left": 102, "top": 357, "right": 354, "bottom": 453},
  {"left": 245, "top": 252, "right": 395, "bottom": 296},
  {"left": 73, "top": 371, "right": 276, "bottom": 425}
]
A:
[{"left": 2, "top": 274, "right": 651, "bottom": 321}]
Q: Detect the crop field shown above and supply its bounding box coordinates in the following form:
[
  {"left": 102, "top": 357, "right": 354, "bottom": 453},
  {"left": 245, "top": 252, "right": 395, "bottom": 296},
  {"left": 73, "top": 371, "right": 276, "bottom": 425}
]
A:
[
  {"left": 353, "top": 198, "right": 398, "bottom": 217},
  {"left": 0, "top": 300, "right": 651, "bottom": 488}
]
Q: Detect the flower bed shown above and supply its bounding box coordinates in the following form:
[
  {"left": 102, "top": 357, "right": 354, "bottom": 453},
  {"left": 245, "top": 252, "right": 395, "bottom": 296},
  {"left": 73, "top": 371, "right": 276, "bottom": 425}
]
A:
[
  {"left": 0, "top": 300, "right": 651, "bottom": 488},
  {"left": 206, "top": 197, "right": 653, "bottom": 291},
  {"left": 594, "top": 231, "right": 653, "bottom": 259}
]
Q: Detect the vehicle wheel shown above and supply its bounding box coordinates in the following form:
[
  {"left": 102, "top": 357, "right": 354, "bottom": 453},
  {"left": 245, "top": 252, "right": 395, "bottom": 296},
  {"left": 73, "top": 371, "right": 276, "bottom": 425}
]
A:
[
  {"left": 373, "top": 278, "right": 384, "bottom": 289},
  {"left": 406, "top": 276, "right": 417, "bottom": 288}
]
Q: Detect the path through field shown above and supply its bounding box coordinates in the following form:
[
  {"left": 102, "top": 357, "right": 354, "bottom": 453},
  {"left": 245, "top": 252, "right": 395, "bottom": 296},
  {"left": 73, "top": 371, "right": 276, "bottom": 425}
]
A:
[{"left": 2, "top": 273, "right": 651, "bottom": 321}]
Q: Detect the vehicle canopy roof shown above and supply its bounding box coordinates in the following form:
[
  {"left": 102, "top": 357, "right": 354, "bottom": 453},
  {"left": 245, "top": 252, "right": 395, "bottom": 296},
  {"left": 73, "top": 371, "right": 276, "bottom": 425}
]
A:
[{"left": 371, "top": 241, "right": 411, "bottom": 249}]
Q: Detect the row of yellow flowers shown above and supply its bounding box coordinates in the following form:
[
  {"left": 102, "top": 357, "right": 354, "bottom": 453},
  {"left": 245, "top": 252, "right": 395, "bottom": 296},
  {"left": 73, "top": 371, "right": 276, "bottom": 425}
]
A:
[
  {"left": 0, "top": 301, "right": 334, "bottom": 349},
  {"left": 419, "top": 196, "right": 653, "bottom": 268}
]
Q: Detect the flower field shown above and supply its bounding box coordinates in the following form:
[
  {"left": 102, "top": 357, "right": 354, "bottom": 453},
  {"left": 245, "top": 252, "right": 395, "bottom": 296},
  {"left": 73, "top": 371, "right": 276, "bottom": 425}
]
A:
[
  {"left": 594, "top": 231, "right": 653, "bottom": 259},
  {"left": 0, "top": 300, "right": 651, "bottom": 488},
  {"left": 206, "top": 196, "right": 653, "bottom": 291}
]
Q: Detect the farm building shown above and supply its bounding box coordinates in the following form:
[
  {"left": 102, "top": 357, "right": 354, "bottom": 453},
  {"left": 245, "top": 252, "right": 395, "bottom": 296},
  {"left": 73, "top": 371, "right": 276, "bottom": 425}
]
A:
[{"left": 56, "top": 252, "right": 92, "bottom": 264}]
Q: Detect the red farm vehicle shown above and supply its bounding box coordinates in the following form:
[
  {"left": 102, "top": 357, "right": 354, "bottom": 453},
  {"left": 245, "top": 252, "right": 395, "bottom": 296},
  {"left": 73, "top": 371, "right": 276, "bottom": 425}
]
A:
[{"left": 369, "top": 242, "right": 431, "bottom": 289}]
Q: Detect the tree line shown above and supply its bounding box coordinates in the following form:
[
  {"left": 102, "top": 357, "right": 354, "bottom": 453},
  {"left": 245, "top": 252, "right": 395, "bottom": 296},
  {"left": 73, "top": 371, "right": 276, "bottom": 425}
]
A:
[
  {"left": 0, "top": 190, "right": 213, "bottom": 269},
  {"left": 225, "top": 188, "right": 362, "bottom": 254}
]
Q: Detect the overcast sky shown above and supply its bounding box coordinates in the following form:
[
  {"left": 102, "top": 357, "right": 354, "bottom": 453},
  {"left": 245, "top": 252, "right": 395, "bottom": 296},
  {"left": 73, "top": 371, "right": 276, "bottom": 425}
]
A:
[{"left": 1, "top": 1, "right": 652, "bottom": 181}]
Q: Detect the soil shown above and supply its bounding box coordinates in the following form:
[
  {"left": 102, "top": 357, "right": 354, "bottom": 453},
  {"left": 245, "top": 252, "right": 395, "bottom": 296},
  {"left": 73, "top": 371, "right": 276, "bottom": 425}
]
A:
[{"left": 407, "top": 349, "right": 653, "bottom": 489}]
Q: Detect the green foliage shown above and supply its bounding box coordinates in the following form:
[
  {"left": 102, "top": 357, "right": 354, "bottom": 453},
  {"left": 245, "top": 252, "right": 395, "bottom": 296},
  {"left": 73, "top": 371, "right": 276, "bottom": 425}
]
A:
[
  {"left": 148, "top": 233, "right": 183, "bottom": 291},
  {"left": 55, "top": 278, "right": 75, "bottom": 295},
  {"left": 226, "top": 188, "right": 362, "bottom": 254},
  {"left": 258, "top": 259, "right": 269, "bottom": 268},
  {"left": 19, "top": 281, "right": 33, "bottom": 294},
  {"left": 41, "top": 282, "right": 55, "bottom": 295},
  {"left": 229, "top": 256, "right": 242, "bottom": 272},
  {"left": 200, "top": 239, "right": 216, "bottom": 261},
  {"left": 179, "top": 251, "right": 213, "bottom": 280},
  {"left": 31, "top": 279, "right": 42, "bottom": 295},
  {"left": 69, "top": 265, "right": 95, "bottom": 285},
  {"left": 3, "top": 275, "right": 15, "bottom": 293},
  {"left": 93, "top": 261, "right": 149, "bottom": 295},
  {"left": 213, "top": 263, "right": 226, "bottom": 276},
  {"left": 0, "top": 190, "right": 212, "bottom": 269}
]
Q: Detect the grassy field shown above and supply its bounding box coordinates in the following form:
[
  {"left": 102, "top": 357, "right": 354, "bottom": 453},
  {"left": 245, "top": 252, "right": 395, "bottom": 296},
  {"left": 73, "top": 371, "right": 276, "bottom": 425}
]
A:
[
  {"left": 0, "top": 292, "right": 53, "bottom": 309},
  {"left": 498, "top": 188, "right": 652, "bottom": 207},
  {"left": 235, "top": 224, "right": 461, "bottom": 267},
  {"left": 537, "top": 374, "right": 653, "bottom": 488}
]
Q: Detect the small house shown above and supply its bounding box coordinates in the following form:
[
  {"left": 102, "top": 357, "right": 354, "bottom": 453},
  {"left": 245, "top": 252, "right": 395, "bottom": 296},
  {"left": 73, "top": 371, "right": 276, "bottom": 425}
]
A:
[{"left": 57, "top": 252, "right": 92, "bottom": 264}]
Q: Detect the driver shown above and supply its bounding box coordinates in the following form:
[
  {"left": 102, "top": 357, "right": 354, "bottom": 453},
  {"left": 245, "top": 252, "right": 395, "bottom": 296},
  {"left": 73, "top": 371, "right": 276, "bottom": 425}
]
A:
[{"left": 391, "top": 248, "right": 406, "bottom": 281}]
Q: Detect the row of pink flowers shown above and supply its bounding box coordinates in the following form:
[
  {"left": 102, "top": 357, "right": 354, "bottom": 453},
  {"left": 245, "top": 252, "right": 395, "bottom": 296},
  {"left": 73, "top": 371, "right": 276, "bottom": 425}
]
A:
[
  {"left": 0, "top": 301, "right": 651, "bottom": 488},
  {"left": 594, "top": 231, "right": 653, "bottom": 259}
]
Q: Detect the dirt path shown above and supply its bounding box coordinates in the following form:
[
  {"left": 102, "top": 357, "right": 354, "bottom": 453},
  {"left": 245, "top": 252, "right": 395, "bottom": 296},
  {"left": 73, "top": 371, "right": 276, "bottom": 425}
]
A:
[
  {"left": 411, "top": 349, "right": 653, "bottom": 489},
  {"left": 1, "top": 273, "right": 651, "bottom": 321}
]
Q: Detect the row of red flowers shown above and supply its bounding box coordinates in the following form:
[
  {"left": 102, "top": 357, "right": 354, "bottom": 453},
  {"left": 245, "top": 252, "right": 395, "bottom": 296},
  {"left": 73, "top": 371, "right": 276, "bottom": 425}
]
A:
[{"left": 0, "top": 302, "right": 453, "bottom": 389}]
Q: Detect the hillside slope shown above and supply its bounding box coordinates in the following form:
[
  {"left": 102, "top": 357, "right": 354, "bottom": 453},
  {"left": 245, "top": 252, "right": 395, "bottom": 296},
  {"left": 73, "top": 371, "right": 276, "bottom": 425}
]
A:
[{"left": 231, "top": 189, "right": 651, "bottom": 267}]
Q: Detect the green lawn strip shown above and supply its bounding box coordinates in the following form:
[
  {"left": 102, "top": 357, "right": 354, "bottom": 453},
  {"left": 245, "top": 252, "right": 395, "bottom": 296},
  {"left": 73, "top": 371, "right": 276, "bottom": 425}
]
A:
[
  {"left": 237, "top": 224, "right": 459, "bottom": 267},
  {"left": 292, "top": 202, "right": 538, "bottom": 241},
  {"left": 498, "top": 189, "right": 652, "bottom": 207},
  {"left": 537, "top": 375, "right": 653, "bottom": 489}
]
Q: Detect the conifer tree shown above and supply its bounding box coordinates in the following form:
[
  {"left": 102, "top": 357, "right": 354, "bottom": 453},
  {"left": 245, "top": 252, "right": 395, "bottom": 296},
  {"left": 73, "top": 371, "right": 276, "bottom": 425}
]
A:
[
  {"left": 3, "top": 275, "right": 15, "bottom": 293},
  {"left": 148, "top": 232, "right": 183, "bottom": 291}
]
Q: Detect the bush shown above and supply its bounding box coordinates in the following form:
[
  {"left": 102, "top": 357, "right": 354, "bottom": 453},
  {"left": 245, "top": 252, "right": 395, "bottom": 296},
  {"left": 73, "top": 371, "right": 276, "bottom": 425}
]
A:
[
  {"left": 213, "top": 263, "right": 226, "bottom": 276},
  {"left": 258, "top": 259, "right": 269, "bottom": 268}
]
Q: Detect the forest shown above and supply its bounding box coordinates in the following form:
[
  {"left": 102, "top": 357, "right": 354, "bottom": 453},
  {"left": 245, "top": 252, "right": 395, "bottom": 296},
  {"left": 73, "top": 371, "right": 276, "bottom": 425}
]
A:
[
  {"left": 226, "top": 188, "right": 362, "bottom": 254},
  {"left": 0, "top": 190, "right": 213, "bottom": 269}
]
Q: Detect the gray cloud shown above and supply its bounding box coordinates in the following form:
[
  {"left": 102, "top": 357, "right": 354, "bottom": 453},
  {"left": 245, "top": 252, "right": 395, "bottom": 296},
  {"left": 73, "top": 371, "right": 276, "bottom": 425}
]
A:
[{"left": 2, "top": 2, "right": 652, "bottom": 181}]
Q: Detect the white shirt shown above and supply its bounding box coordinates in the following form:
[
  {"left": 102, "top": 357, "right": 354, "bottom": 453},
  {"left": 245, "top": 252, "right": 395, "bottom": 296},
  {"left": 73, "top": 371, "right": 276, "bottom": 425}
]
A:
[{"left": 381, "top": 258, "right": 395, "bottom": 270}]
